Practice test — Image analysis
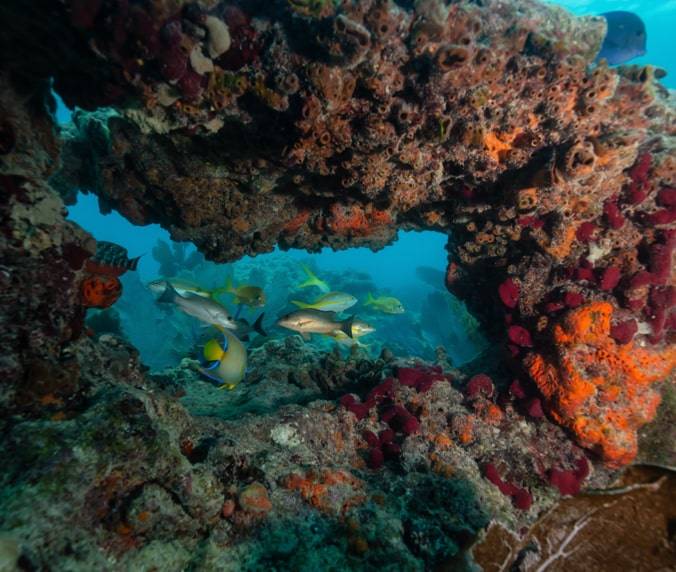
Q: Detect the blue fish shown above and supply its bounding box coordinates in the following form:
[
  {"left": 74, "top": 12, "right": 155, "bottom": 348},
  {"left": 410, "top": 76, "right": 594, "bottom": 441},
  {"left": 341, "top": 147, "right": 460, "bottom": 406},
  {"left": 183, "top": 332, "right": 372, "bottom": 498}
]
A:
[{"left": 596, "top": 11, "right": 647, "bottom": 66}]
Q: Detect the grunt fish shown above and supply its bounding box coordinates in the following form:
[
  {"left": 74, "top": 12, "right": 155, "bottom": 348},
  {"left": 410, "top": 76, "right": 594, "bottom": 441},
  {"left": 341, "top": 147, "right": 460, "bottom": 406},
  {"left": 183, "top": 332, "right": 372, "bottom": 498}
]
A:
[
  {"left": 364, "top": 292, "right": 405, "bottom": 314},
  {"left": 297, "top": 264, "right": 330, "bottom": 293},
  {"left": 277, "top": 308, "right": 354, "bottom": 340},
  {"left": 291, "top": 291, "right": 357, "bottom": 313},
  {"left": 157, "top": 282, "right": 237, "bottom": 330},
  {"left": 199, "top": 330, "right": 247, "bottom": 390}
]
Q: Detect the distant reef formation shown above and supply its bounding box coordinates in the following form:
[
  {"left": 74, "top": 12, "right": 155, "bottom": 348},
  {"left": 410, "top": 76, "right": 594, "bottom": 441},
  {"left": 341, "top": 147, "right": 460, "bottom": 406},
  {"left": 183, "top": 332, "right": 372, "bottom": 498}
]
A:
[{"left": 0, "top": 1, "right": 674, "bottom": 570}]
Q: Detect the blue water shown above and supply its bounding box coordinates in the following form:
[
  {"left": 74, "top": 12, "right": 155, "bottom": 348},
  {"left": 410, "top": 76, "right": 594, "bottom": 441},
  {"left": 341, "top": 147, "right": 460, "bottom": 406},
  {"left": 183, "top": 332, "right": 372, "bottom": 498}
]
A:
[{"left": 61, "top": 0, "right": 674, "bottom": 371}]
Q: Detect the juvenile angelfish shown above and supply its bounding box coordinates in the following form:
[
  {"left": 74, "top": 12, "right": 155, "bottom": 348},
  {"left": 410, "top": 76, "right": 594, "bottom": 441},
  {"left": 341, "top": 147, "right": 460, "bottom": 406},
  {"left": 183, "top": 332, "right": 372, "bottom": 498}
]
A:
[
  {"left": 291, "top": 291, "right": 357, "bottom": 313},
  {"left": 157, "top": 281, "right": 237, "bottom": 330},
  {"left": 199, "top": 330, "right": 247, "bottom": 390}
]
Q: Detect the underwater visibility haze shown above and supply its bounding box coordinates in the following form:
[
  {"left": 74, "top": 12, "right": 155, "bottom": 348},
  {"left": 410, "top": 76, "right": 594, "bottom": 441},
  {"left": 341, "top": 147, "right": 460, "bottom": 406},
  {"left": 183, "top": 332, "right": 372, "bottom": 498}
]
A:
[{"left": 0, "top": 0, "right": 675, "bottom": 570}]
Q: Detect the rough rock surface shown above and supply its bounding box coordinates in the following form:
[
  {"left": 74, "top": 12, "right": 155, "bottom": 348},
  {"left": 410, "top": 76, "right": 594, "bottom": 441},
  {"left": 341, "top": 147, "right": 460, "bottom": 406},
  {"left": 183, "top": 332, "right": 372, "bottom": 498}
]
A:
[{"left": 0, "top": 0, "right": 674, "bottom": 570}]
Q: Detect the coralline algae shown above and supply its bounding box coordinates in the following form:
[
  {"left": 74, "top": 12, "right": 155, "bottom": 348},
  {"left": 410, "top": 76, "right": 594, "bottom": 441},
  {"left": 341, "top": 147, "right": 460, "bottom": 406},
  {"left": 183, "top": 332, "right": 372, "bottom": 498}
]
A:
[{"left": 0, "top": 0, "right": 674, "bottom": 570}]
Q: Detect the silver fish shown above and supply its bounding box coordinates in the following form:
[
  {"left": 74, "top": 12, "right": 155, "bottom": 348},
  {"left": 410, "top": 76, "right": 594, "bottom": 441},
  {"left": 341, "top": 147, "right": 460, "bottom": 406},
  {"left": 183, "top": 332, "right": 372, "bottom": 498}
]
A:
[
  {"left": 277, "top": 308, "right": 354, "bottom": 340},
  {"left": 158, "top": 282, "right": 237, "bottom": 331}
]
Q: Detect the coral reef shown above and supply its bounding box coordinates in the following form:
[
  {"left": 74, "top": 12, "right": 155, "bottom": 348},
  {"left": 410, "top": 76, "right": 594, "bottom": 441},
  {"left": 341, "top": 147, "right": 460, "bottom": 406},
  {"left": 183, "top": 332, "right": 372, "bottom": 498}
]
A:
[{"left": 0, "top": 0, "right": 674, "bottom": 569}]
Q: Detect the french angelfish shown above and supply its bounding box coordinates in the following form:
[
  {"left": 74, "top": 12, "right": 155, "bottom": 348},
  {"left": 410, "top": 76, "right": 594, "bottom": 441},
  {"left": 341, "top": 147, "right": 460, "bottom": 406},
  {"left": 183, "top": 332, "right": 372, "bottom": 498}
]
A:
[
  {"left": 596, "top": 11, "right": 647, "bottom": 65},
  {"left": 157, "top": 281, "right": 237, "bottom": 331},
  {"left": 277, "top": 308, "right": 354, "bottom": 340},
  {"left": 199, "top": 329, "right": 247, "bottom": 390}
]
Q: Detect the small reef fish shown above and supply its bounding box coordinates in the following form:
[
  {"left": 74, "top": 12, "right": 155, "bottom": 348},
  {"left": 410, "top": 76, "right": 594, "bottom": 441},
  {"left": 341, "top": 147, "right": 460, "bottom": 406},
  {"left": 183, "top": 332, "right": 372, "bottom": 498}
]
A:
[
  {"left": 364, "top": 292, "right": 405, "bottom": 314},
  {"left": 85, "top": 240, "right": 141, "bottom": 277},
  {"left": 199, "top": 330, "right": 247, "bottom": 390},
  {"left": 597, "top": 11, "right": 647, "bottom": 65},
  {"left": 234, "top": 313, "right": 267, "bottom": 341},
  {"left": 148, "top": 278, "right": 226, "bottom": 299},
  {"left": 158, "top": 282, "right": 237, "bottom": 330},
  {"left": 225, "top": 277, "right": 266, "bottom": 307},
  {"left": 297, "top": 264, "right": 330, "bottom": 293},
  {"left": 277, "top": 308, "right": 354, "bottom": 340},
  {"left": 291, "top": 291, "right": 357, "bottom": 313}
]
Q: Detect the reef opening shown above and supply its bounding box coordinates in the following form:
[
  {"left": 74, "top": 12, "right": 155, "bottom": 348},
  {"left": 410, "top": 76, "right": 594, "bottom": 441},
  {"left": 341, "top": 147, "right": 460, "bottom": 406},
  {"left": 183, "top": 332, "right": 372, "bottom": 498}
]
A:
[{"left": 67, "top": 191, "right": 485, "bottom": 376}]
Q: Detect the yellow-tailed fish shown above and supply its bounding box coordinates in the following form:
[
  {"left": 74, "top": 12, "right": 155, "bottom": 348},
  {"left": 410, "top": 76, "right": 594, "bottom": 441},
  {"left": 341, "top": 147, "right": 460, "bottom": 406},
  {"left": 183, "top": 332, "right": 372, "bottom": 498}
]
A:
[
  {"left": 225, "top": 277, "right": 266, "bottom": 307},
  {"left": 291, "top": 291, "right": 357, "bottom": 313},
  {"left": 199, "top": 330, "right": 247, "bottom": 390},
  {"left": 148, "top": 278, "right": 223, "bottom": 299},
  {"left": 363, "top": 292, "right": 405, "bottom": 314},
  {"left": 277, "top": 309, "right": 354, "bottom": 340},
  {"left": 297, "top": 264, "right": 330, "bottom": 293}
]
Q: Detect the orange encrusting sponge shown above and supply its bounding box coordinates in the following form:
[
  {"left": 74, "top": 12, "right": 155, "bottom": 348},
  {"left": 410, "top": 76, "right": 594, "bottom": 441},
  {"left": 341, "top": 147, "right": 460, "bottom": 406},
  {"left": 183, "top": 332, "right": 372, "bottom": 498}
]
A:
[{"left": 525, "top": 302, "right": 676, "bottom": 468}]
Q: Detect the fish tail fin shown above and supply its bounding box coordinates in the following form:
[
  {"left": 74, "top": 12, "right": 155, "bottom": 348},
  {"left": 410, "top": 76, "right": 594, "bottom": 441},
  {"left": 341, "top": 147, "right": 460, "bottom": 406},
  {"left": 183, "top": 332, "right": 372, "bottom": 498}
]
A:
[
  {"left": 364, "top": 292, "right": 374, "bottom": 306},
  {"left": 298, "top": 264, "right": 319, "bottom": 289},
  {"left": 341, "top": 315, "right": 355, "bottom": 339},
  {"left": 291, "top": 300, "right": 310, "bottom": 308},
  {"left": 210, "top": 278, "right": 232, "bottom": 298},
  {"left": 157, "top": 282, "right": 177, "bottom": 304},
  {"left": 225, "top": 276, "right": 235, "bottom": 294},
  {"left": 128, "top": 255, "right": 142, "bottom": 271},
  {"left": 253, "top": 313, "right": 267, "bottom": 337}
]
